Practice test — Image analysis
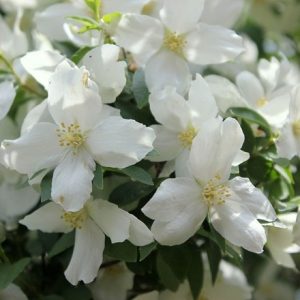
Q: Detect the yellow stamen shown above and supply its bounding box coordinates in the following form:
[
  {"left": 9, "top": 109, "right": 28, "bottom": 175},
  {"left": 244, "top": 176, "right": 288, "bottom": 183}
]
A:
[
  {"left": 202, "top": 175, "right": 231, "bottom": 206},
  {"left": 163, "top": 31, "right": 186, "bottom": 55},
  {"left": 178, "top": 126, "right": 197, "bottom": 148},
  {"left": 292, "top": 120, "right": 300, "bottom": 137},
  {"left": 82, "top": 71, "right": 89, "bottom": 87},
  {"left": 256, "top": 97, "right": 268, "bottom": 108},
  {"left": 56, "top": 122, "right": 86, "bottom": 154},
  {"left": 62, "top": 208, "right": 87, "bottom": 229},
  {"left": 142, "top": 1, "right": 156, "bottom": 14}
]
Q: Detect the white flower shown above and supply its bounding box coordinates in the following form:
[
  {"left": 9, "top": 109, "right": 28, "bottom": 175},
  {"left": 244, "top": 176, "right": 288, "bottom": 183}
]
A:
[
  {"left": 89, "top": 263, "right": 134, "bottom": 300},
  {"left": 0, "top": 117, "right": 39, "bottom": 230},
  {"left": 0, "top": 81, "right": 16, "bottom": 121},
  {"left": 2, "top": 61, "right": 155, "bottom": 211},
  {"left": 20, "top": 198, "right": 153, "bottom": 285},
  {"left": 276, "top": 85, "right": 300, "bottom": 159},
  {"left": 142, "top": 117, "right": 276, "bottom": 252},
  {"left": 267, "top": 213, "right": 300, "bottom": 269},
  {"left": 21, "top": 44, "right": 126, "bottom": 103},
  {"left": 113, "top": 0, "right": 244, "bottom": 94},
  {"left": 148, "top": 74, "right": 248, "bottom": 176},
  {"left": 133, "top": 259, "right": 252, "bottom": 300},
  {"left": 0, "top": 283, "right": 28, "bottom": 300}
]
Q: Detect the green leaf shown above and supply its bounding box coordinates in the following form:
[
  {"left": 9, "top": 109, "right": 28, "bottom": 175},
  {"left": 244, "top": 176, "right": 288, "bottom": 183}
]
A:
[
  {"left": 41, "top": 176, "right": 52, "bottom": 202},
  {"left": 0, "top": 258, "right": 30, "bottom": 289},
  {"left": 121, "top": 165, "right": 153, "bottom": 185},
  {"left": 109, "top": 181, "right": 155, "bottom": 211},
  {"left": 227, "top": 107, "right": 272, "bottom": 137},
  {"left": 48, "top": 232, "right": 75, "bottom": 258},
  {"left": 102, "top": 12, "right": 122, "bottom": 24},
  {"left": 93, "top": 164, "right": 104, "bottom": 190},
  {"left": 104, "top": 240, "right": 138, "bottom": 262},
  {"left": 139, "top": 242, "right": 157, "bottom": 261},
  {"left": 132, "top": 69, "right": 150, "bottom": 109},
  {"left": 71, "top": 46, "right": 93, "bottom": 64},
  {"left": 206, "top": 240, "right": 221, "bottom": 284},
  {"left": 68, "top": 16, "right": 99, "bottom": 26},
  {"left": 187, "top": 250, "right": 203, "bottom": 300},
  {"left": 85, "top": 0, "right": 101, "bottom": 21}
]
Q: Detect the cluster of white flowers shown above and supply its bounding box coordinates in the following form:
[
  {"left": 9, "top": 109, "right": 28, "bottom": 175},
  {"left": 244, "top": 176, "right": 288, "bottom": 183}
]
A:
[{"left": 0, "top": 0, "right": 300, "bottom": 299}]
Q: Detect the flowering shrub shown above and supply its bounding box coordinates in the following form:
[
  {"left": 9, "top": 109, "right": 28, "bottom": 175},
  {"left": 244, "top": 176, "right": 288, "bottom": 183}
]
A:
[{"left": 0, "top": 0, "right": 300, "bottom": 299}]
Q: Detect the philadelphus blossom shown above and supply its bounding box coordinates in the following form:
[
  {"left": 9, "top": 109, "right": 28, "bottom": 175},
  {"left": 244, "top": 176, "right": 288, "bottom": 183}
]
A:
[
  {"left": 143, "top": 117, "right": 276, "bottom": 252},
  {"left": 113, "top": 0, "right": 244, "bottom": 93},
  {"left": 276, "top": 85, "right": 300, "bottom": 159},
  {"left": 2, "top": 61, "right": 155, "bottom": 211},
  {"left": 148, "top": 74, "right": 248, "bottom": 176},
  {"left": 20, "top": 199, "right": 153, "bottom": 285},
  {"left": 134, "top": 259, "right": 252, "bottom": 300},
  {"left": 0, "top": 81, "right": 16, "bottom": 121}
]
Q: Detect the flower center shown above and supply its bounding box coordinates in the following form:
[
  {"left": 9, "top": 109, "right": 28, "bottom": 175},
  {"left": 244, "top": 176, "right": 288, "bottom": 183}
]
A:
[
  {"left": 82, "top": 71, "right": 90, "bottom": 87},
  {"left": 62, "top": 208, "right": 87, "bottom": 229},
  {"left": 178, "top": 126, "right": 197, "bottom": 148},
  {"left": 202, "top": 176, "right": 231, "bottom": 206},
  {"left": 256, "top": 96, "right": 268, "bottom": 108},
  {"left": 142, "top": 1, "right": 156, "bottom": 14},
  {"left": 292, "top": 120, "right": 300, "bottom": 137},
  {"left": 56, "top": 122, "right": 86, "bottom": 153},
  {"left": 163, "top": 31, "right": 186, "bottom": 55}
]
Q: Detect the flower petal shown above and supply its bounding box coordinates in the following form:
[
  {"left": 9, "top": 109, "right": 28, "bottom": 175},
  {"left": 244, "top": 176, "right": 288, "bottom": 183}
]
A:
[
  {"left": 65, "top": 219, "right": 105, "bottom": 285},
  {"left": 0, "top": 81, "right": 16, "bottom": 120},
  {"left": 81, "top": 45, "right": 126, "bottom": 103},
  {"left": 210, "top": 199, "right": 267, "bottom": 253},
  {"left": 113, "top": 13, "right": 164, "bottom": 66},
  {"left": 229, "top": 177, "right": 276, "bottom": 222},
  {"left": 145, "top": 49, "right": 191, "bottom": 95},
  {"left": 159, "top": 0, "right": 204, "bottom": 34},
  {"left": 0, "top": 284, "right": 28, "bottom": 300},
  {"left": 102, "top": 0, "right": 149, "bottom": 14},
  {"left": 128, "top": 214, "right": 153, "bottom": 246},
  {"left": 149, "top": 86, "right": 191, "bottom": 132},
  {"left": 86, "top": 116, "right": 155, "bottom": 169},
  {"left": 20, "top": 50, "right": 64, "bottom": 89},
  {"left": 189, "top": 117, "right": 244, "bottom": 183},
  {"left": 151, "top": 199, "right": 207, "bottom": 246},
  {"left": 184, "top": 23, "right": 244, "bottom": 65},
  {"left": 19, "top": 202, "right": 72, "bottom": 233},
  {"left": 148, "top": 125, "right": 183, "bottom": 162},
  {"left": 236, "top": 71, "right": 265, "bottom": 106},
  {"left": 87, "top": 199, "right": 131, "bottom": 243},
  {"left": 2, "top": 122, "right": 62, "bottom": 175},
  {"left": 47, "top": 61, "right": 102, "bottom": 131},
  {"left": 52, "top": 151, "right": 95, "bottom": 212},
  {"left": 142, "top": 177, "right": 201, "bottom": 223}
]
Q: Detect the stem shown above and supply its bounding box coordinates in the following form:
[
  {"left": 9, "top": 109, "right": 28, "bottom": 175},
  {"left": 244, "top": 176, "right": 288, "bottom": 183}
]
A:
[{"left": 0, "top": 52, "right": 46, "bottom": 98}]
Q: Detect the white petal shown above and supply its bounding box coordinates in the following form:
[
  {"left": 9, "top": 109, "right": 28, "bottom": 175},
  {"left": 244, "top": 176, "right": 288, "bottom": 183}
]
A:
[
  {"left": 102, "top": 0, "right": 149, "bottom": 14},
  {"left": 133, "top": 291, "right": 159, "bottom": 300},
  {"left": 145, "top": 49, "right": 191, "bottom": 95},
  {"left": 187, "top": 74, "right": 218, "bottom": 126},
  {"left": 276, "top": 123, "right": 298, "bottom": 160},
  {"left": 19, "top": 202, "right": 72, "bottom": 233},
  {"left": 128, "top": 214, "right": 153, "bottom": 246},
  {"left": 205, "top": 75, "right": 248, "bottom": 114},
  {"left": 82, "top": 45, "right": 126, "bottom": 103},
  {"left": 174, "top": 149, "right": 191, "bottom": 177},
  {"left": 87, "top": 199, "right": 131, "bottom": 243},
  {"left": 2, "top": 122, "right": 62, "bottom": 175},
  {"left": 0, "top": 117, "right": 18, "bottom": 142},
  {"left": 47, "top": 61, "right": 103, "bottom": 131},
  {"left": 148, "top": 125, "right": 183, "bottom": 162},
  {"left": 142, "top": 177, "right": 201, "bottom": 223},
  {"left": 65, "top": 219, "right": 105, "bottom": 285},
  {"left": 232, "top": 150, "right": 250, "bottom": 166},
  {"left": 184, "top": 23, "right": 244, "bottom": 65},
  {"left": 21, "top": 100, "right": 54, "bottom": 134},
  {"left": 113, "top": 13, "right": 164, "bottom": 66},
  {"left": 149, "top": 86, "right": 191, "bottom": 131},
  {"left": 201, "top": 0, "right": 245, "bottom": 27},
  {"left": 151, "top": 199, "right": 207, "bottom": 246},
  {"left": 52, "top": 151, "right": 95, "bottom": 212},
  {"left": 20, "top": 50, "right": 64, "bottom": 89},
  {"left": 210, "top": 199, "right": 266, "bottom": 253},
  {"left": 229, "top": 177, "right": 276, "bottom": 222},
  {"left": 86, "top": 116, "right": 155, "bottom": 168},
  {"left": 236, "top": 71, "right": 265, "bottom": 106},
  {"left": 0, "top": 284, "right": 28, "bottom": 300},
  {"left": 189, "top": 117, "right": 244, "bottom": 183},
  {"left": 159, "top": 0, "right": 204, "bottom": 34},
  {"left": 0, "top": 81, "right": 16, "bottom": 120},
  {"left": 289, "top": 85, "right": 300, "bottom": 121}
]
